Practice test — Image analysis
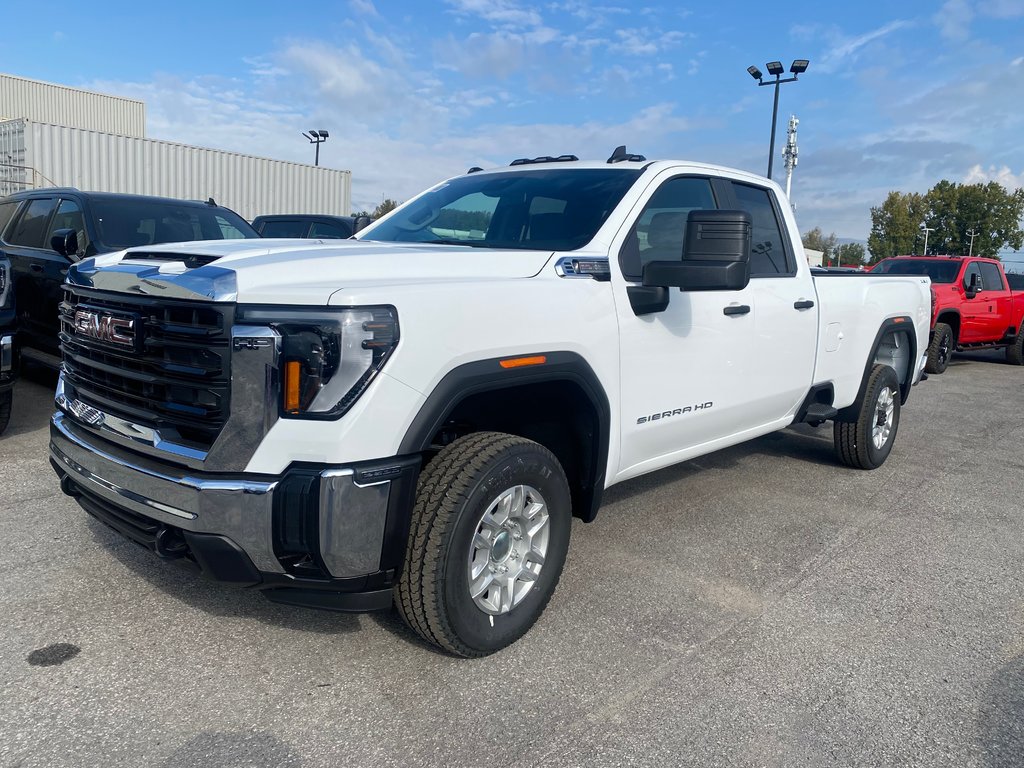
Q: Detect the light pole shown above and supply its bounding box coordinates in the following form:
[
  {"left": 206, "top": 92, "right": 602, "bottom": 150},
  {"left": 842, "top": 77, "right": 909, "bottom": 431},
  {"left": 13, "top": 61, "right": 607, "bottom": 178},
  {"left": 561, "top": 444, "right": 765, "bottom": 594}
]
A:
[
  {"left": 967, "top": 228, "right": 980, "bottom": 256},
  {"left": 921, "top": 223, "right": 934, "bottom": 256},
  {"left": 747, "top": 59, "right": 809, "bottom": 180},
  {"left": 302, "top": 129, "right": 330, "bottom": 166}
]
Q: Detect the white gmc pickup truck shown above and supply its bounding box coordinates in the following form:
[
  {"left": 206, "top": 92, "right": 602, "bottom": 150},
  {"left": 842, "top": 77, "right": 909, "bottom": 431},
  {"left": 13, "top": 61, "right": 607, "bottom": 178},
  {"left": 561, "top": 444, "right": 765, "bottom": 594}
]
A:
[{"left": 50, "top": 151, "right": 931, "bottom": 656}]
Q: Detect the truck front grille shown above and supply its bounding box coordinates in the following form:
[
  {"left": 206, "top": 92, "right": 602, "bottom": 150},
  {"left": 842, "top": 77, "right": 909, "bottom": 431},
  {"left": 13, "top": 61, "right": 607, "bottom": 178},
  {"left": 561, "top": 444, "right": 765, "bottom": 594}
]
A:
[{"left": 59, "top": 287, "right": 233, "bottom": 451}]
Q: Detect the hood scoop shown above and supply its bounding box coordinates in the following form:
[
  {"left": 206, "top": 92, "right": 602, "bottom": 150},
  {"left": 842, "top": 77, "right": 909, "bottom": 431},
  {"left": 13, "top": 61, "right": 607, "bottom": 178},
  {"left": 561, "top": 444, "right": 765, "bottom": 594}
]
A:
[{"left": 122, "top": 251, "right": 222, "bottom": 270}]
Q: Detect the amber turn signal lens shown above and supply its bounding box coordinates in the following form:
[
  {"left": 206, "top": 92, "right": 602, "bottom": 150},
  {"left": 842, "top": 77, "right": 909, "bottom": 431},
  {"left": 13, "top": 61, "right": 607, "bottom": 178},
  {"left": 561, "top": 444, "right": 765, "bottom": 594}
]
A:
[
  {"left": 499, "top": 355, "right": 547, "bottom": 369},
  {"left": 284, "top": 360, "right": 302, "bottom": 413}
]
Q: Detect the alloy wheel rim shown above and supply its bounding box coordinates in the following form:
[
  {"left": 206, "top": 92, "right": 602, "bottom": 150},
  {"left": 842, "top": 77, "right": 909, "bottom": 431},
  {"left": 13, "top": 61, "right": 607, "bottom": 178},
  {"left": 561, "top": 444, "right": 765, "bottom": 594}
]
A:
[
  {"left": 872, "top": 386, "right": 896, "bottom": 449},
  {"left": 467, "top": 484, "right": 550, "bottom": 616}
]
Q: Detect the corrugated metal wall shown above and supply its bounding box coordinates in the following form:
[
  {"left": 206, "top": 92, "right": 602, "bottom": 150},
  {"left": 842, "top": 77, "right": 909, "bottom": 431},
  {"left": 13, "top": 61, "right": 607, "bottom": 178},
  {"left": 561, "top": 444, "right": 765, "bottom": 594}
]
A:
[
  {"left": 0, "top": 73, "right": 145, "bottom": 137},
  {"left": 0, "top": 119, "right": 351, "bottom": 220}
]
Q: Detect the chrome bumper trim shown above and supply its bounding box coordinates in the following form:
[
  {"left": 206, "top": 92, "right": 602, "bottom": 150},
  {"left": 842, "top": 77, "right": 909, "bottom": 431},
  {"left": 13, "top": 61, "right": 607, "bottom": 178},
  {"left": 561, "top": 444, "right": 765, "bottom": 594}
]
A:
[
  {"left": 50, "top": 411, "right": 396, "bottom": 579},
  {"left": 51, "top": 411, "right": 282, "bottom": 573},
  {"left": 1, "top": 334, "right": 11, "bottom": 373}
]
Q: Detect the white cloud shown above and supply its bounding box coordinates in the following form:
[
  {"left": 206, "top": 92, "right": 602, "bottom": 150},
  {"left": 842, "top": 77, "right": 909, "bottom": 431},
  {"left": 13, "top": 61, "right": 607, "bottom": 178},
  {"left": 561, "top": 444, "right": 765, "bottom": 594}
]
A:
[
  {"left": 348, "top": 0, "right": 379, "bottom": 16},
  {"left": 817, "top": 20, "right": 910, "bottom": 72},
  {"left": 934, "top": 0, "right": 973, "bottom": 40},
  {"left": 445, "top": 0, "right": 543, "bottom": 28},
  {"left": 964, "top": 164, "right": 1024, "bottom": 188},
  {"left": 978, "top": 0, "right": 1024, "bottom": 18},
  {"left": 611, "top": 28, "right": 688, "bottom": 57}
]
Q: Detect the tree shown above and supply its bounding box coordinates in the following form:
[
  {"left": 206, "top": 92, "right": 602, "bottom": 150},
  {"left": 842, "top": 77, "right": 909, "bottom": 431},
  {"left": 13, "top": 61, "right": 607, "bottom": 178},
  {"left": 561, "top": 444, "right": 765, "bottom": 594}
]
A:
[
  {"left": 802, "top": 227, "right": 838, "bottom": 262},
  {"left": 868, "top": 181, "right": 1024, "bottom": 261},
  {"left": 867, "top": 191, "right": 928, "bottom": 263},
  {"left": 834, "top": 242, "right": 866, "bottom": 266},
  {"left": 372, "top": 198, "right": 399, "bottom": 218}
]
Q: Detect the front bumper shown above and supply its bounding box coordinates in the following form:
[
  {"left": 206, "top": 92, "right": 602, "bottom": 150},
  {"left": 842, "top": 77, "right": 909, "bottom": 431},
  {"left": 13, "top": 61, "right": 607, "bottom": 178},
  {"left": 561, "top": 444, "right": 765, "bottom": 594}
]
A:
[
  {"left": 50, "top": 412, "right": 419, "bottom": 611},
  {"left": 0, "top": 332, "right": 14, "bottom": 392}
]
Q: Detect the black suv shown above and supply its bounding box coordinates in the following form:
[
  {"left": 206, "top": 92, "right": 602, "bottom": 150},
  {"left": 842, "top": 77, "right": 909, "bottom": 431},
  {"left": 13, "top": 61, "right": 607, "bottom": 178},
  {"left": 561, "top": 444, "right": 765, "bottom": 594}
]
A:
[
  {"left": 0, "top": 189, "right": 258, "bottom": 367},
  {"left": 0, "top": 255, "right": 13, "bottom": 434},
  {"left": 251, "top": 213, "right": 365, "bottom": 239}
]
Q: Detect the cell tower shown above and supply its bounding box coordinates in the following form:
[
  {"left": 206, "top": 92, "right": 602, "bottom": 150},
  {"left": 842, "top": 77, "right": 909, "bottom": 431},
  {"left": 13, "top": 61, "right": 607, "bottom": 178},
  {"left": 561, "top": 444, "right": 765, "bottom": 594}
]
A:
[{"left": 783, "top": 115, "right": 799, "bottom": 201}]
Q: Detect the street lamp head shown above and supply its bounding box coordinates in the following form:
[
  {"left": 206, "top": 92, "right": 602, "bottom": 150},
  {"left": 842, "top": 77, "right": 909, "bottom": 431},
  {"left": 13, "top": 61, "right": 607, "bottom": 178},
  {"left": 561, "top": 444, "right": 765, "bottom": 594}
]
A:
[
  {"left": 790, "top": 59, "right": 809, "bottom": 74},
  {"left": 318, "top": 130, "right": 330, "bottom": 139},
  {"left": 766, "top": 61, "right": 784, "bottom": 76},
  {"left": 747, "top": 65, "right": 763, "bottom": 81}
]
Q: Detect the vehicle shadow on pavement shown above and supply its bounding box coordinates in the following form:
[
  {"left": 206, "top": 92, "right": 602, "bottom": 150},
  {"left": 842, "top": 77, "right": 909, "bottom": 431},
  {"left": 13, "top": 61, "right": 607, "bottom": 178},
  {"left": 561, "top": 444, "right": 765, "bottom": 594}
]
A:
[
  {"left": 2, "top": 364, "right": 58, "bottom": 439},
  {"left": 83, "top": 517, "right": 365, "bottom": 637},
  {"left": 602, "top": 423, "right": 837, "bottom": 506},
  {"left": 977, "top": 653, "right": 1024, "bottom": 767}
]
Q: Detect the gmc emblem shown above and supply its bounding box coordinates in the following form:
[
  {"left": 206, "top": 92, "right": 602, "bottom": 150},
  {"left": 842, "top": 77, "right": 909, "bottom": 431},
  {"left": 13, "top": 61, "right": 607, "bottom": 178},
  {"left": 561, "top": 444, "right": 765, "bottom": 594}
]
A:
[{"left": 73, "top": 309, "right": 137, "bottom": 349}]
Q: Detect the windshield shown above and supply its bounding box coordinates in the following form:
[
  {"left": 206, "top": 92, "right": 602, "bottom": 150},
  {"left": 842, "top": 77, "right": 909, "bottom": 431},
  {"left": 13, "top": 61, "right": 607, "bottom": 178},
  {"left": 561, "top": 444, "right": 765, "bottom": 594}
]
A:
[
  {"left": 92, "top": 199, "right": 258, "bottom": 250},
  {"left": 358, "top": 168, "right": 642, "bottom": 250},
  {"left": 872, "top": 258, "right": 960, "bottom": 283}
]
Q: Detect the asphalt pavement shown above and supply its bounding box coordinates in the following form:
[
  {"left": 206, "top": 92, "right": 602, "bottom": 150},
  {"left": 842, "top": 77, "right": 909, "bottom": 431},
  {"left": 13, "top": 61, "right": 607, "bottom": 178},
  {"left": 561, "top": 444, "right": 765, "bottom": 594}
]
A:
[{"left": 1, "top": 352, "right": 1022, "bottom": 767}]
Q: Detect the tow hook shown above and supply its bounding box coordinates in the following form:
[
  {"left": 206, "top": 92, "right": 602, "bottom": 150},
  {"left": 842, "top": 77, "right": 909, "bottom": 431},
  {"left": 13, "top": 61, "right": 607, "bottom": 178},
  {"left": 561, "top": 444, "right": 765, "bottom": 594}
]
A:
[
  {"left": 59, "top": 474, "right": 80, "bottom": 498},
  {"left": 155, "top": 526, "right": 188, "bottom": 560}
]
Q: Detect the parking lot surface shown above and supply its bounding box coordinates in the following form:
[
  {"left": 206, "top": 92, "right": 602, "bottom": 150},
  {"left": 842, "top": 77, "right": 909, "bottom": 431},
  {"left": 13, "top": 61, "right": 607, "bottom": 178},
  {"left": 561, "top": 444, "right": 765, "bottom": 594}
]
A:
[{"left": 2, "top": 353, "right": 1022, "bottom": 768}]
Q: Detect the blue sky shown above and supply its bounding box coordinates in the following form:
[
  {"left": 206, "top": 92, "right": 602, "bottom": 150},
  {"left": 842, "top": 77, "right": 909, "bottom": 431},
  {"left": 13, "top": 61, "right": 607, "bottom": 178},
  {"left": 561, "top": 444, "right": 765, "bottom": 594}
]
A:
[{"left": 5, "top": 0, "right": 1024, "bottom": 259}]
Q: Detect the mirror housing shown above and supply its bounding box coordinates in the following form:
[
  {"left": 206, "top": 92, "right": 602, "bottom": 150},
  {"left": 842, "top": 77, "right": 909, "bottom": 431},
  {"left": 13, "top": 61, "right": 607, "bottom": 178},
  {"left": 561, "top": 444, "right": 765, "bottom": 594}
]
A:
[
  {"left": 642, "top": 210, "right": 752, "bottom": 291},
  {"left": 50, "top": 228, "right": 79, "bottom": 258},
  {"left": 965, "top": 272, "right": 980, "bottom": 298},
  {"left": 352, "top": 215, "right": 373, "bottom": 234}
]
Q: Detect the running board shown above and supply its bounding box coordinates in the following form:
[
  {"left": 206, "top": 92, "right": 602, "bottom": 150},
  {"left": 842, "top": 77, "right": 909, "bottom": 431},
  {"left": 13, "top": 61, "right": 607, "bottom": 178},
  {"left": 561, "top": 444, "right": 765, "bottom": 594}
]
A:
[{"left": 802, "top": 403, "right": 838, "bottom": 426}]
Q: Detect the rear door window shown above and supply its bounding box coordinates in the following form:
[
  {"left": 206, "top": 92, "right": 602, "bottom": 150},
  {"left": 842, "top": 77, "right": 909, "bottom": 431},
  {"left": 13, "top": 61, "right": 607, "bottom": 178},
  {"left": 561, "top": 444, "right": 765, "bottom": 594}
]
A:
[
  {"left": 0, "top": 200, "right": 21, "bottom": 239},
  {"left": 8, "top": 197, "right": 57, "bottom": 248},
  {"left": 978, "top": 262, "right": 1004, "bottom": 291},
  {"left": 259, "top": 219, "right": 309, "bottom": 238}
]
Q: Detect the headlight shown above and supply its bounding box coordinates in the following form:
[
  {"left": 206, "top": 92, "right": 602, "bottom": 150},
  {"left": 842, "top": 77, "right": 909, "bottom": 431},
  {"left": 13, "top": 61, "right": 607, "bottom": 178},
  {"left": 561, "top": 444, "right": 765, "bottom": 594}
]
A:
[
  {"left": 0, "top": 258, "right": 11, "bottom": 309},
  {"left": 236, "top": 305, "right": 399, "bottom": 419}
]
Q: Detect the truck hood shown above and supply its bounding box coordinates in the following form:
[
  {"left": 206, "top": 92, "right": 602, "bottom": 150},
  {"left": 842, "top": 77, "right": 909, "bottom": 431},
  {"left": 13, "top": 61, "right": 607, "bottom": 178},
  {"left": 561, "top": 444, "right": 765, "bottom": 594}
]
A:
[{"left": 71, "top": 239, "right": 555, "bottom": 304}]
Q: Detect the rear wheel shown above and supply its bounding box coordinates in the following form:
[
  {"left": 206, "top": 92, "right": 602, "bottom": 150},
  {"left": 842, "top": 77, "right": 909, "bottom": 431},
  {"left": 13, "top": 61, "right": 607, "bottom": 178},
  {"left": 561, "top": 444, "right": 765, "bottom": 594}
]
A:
[
  {"left": 1007, "top": 332, "right": 1024, "bottom": 366},
  {"left": 925, "top": 322, "right": 953, "bottom": 374},
  {"left": 396, "top": 432, "right": 572, "bottom": 657},
  {"left": 834, "top": 364, "right": 901, "bottom": 470}
]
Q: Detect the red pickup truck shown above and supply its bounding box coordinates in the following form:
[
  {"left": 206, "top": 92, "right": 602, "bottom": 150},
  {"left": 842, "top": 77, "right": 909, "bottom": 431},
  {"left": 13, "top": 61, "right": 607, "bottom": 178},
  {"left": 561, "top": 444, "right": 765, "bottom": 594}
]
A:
[{"left": 871, "top": 256, "right": 1024, "bottom": 373}]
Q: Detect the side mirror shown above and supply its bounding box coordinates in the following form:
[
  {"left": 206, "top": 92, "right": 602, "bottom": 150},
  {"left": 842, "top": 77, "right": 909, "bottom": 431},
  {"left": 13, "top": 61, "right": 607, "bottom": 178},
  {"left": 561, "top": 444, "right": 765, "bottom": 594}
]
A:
[
  {"left": 50, "top": 228, "right": 79, "bottom": 258},
  {"left": 352, "top": 215, "right": 373, "bottom": 234},
  {"left": 642, "top": 210, "right": 752, "bottom": 292},
  {"left": 965, "top": 272, "right": 980, "bottom": 298}
]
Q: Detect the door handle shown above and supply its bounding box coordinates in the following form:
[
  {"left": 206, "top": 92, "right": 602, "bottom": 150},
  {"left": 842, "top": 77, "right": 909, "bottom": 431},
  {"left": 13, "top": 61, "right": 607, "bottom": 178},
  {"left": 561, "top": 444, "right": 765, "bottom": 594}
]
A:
[
  {"left": 723, "top": 304, "right": 751, "bottom": 316},
  {"left": 30, "top": 263, "right": 44, "bottom": 273},
  {"left": 794, "top": 299, "right": 815, "bottom": 310}
]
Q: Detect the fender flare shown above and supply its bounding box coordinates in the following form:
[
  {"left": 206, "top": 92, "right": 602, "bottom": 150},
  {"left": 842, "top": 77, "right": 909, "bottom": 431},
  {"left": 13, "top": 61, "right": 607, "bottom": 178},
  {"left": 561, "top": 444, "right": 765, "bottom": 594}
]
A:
[
  {"left": 836, "top": 316, "right": 917, "bottom": 422},
  {"left": 398, "top": 351, "right": 611, "bottom": 521}
]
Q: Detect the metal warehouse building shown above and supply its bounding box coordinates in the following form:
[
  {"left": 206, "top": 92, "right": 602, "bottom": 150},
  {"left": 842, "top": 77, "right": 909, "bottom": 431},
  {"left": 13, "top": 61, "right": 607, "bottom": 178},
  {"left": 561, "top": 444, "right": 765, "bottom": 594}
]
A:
[{"left": 0, "top": 73, "right": 351, "bottom": 220}]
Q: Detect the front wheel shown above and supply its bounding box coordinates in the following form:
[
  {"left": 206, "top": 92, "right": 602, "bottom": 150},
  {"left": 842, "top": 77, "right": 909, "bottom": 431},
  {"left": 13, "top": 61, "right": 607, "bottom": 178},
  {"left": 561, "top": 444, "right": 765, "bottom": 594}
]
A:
[
  {"left": 834, "top": 364, "right": 901, "bottom": 470},
  {"left": 396, "top": 432, "right": 572, "bottom": 657},
  {"left": 1007, "top": 332, "right": 1024, "bottom": 366},
  {"left": 925, "top": 322, "right": 953, "bottom": 374}
]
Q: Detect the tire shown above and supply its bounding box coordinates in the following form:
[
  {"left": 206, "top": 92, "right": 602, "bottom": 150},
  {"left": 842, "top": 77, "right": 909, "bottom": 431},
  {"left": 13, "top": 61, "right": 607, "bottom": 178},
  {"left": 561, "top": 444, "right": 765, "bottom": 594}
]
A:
[
  {"left": 0, "top": 390, "right": 10, "bottom": 436},
  {"left": 834, "top": 364, "right": 901, "bottom": 470},
  {"left": 396, "top": 431, "right": 572, "bottom": 657},
  {"left": 1007, "top": 332, "right": 1024, "bottom": 366},
  {"left": 925, "top": 322, "right": 953, "bottom": 374}
]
